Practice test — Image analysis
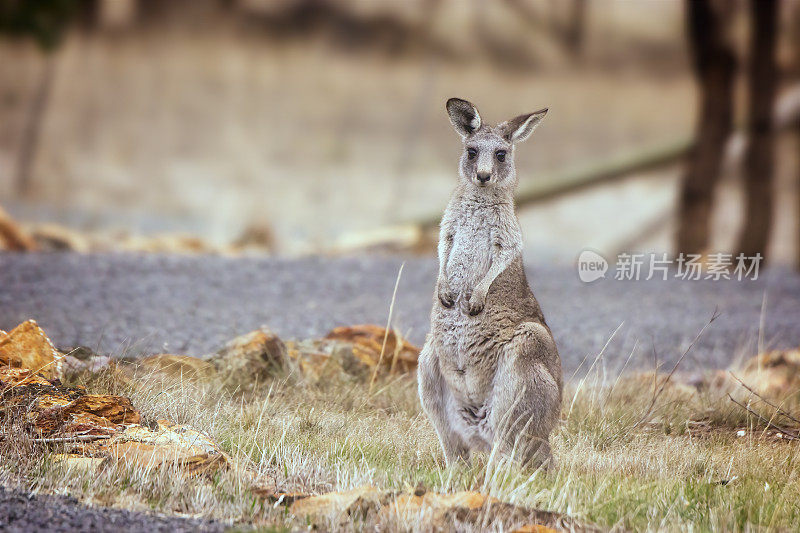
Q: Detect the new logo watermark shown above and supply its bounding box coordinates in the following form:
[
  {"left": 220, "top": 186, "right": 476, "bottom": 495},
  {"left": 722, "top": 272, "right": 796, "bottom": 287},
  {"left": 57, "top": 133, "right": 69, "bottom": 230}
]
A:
[
  {"left": 577, "top": 249, "right": 608, "bottom": 282},
  {"left": 576, "top": 250, "right": 762, "bottom": 283}
]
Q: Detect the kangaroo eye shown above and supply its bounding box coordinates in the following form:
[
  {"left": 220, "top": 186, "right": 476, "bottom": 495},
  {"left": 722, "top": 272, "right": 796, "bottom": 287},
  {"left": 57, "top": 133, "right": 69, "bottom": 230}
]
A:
[
  {"left": 467, "top": 148, "right": 477, "bottom": 160},
  {"left": 495, "top": 150, "right": 507, "bottom": 162}
]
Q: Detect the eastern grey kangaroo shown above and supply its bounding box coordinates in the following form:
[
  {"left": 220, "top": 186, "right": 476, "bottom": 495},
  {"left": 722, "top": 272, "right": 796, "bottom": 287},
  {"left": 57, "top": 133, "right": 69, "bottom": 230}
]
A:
[{"left": 418, "top": 98, "right": 562, "bottom": 467}]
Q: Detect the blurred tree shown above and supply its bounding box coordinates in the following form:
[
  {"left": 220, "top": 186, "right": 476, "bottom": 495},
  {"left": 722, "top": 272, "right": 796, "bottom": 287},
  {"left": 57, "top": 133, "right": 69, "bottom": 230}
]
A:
[
  {"left": 503, "top": 0, "right": 587, "bottom": 61},
  {"left": 0, "top": 0, "right": 88, "bottom": 196},
  {"left": 676, "top": 0, "right": 736, "bottom": 255},
  {"left": 738, "top": 0, "right": 779, "bottom": 260},
  {"left": 563, "top": 0, "right": 586, "bottom": 60}
]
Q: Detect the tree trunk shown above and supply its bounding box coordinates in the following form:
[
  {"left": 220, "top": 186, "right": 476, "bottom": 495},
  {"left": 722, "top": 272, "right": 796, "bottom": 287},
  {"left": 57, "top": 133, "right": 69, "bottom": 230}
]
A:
[
  {"left": 737, "top": 0, "right": 779, "bottom": 260},
  {"left": 564, "top": 0, "right": 586, "bottom": 60},
  {"left": 16, "top": 52, "right": 56, "bottom": 197},
  {"left": 676, "top": 0, "right": 736, "bottom": 255}
]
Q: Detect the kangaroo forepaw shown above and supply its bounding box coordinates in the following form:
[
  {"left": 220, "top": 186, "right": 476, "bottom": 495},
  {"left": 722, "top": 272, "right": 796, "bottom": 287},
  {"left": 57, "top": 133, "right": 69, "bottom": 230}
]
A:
[
  {"left": 437, "top": 285, "right": 457, "bottom": 308},
  {"left": 464, "top": 290, "right": 486, "bottom": 316},
  {"left": 467, "top": 300, "right": 484, "bottom": 316}
]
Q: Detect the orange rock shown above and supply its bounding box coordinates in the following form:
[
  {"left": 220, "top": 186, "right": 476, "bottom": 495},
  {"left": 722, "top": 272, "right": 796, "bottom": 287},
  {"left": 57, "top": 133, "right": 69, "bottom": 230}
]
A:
[
  {"left": 288, "top": 485, "right": 590, "bottom": 531},
  {"left": 1, "top": 353, "right": 139, "bottom": 437},
  {"left": 735, "top": 348, "right": 800, "bottom": 403},
  {"left": 325, "top": 325, "right": 419, "bottom": 374},
  {"left": 209, "top": 327, "right": 289, "bottom": 388},
  {"left": 28, "top": 223, "right": 91, "bottom": 252},
  {"left": 512, "top": 526, "right": 560, "bottom": 533},
  {"left": 387, "top": 491, "right": 496, "bottom": 514},
  {"left": 290, "top": 485, "right": 386, "bottom": 517},
  {"left": 63, "top": 394, "right": 141, "bottom": 425},
  {"left": 52, "top": 454, "right": 108, "bottom": 472},
  {"left": 0, "top": 366, "right": 53, "bottom": 387},
  {"left": 0, "top": 206, "right": 37, "bottom": 251},
  {"left": 0, "top": 320, "right": 65, "bottom": 379},
  {"left": 60, "top": 411, "right": 120, "bottom": 437},
  {"left": 100, "top": 419, "right": 229, "bottom": 476}
]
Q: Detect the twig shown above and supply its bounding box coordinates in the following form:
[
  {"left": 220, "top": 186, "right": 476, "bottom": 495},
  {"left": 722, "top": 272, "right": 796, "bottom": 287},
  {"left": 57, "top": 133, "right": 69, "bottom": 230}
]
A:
[
  {"left": 370, "top": 262, "right": 405, "bottom": 394},
  {"left": 31, "top": 434, "right": 112, "bottom": 443},
  {"left": 729, "top": 372, "right": 800, "bottom": 426},
  {"left": 727, "top": 394, "right": 800, "bottom": 440},
  {"left": 633, "top": 307, "right": 721, "bottom": 428}
]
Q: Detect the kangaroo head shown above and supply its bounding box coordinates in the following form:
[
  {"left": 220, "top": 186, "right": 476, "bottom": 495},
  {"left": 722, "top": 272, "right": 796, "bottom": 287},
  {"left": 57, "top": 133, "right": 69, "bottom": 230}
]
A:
[{"left": 446, "top": 98, "right": 547, "bottom": 192}]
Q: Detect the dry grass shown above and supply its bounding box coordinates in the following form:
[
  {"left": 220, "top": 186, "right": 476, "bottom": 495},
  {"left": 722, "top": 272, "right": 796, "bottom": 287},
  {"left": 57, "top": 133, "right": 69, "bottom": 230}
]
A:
[{"left": 2, "top": 352, "right": 800, "bottom": 531}]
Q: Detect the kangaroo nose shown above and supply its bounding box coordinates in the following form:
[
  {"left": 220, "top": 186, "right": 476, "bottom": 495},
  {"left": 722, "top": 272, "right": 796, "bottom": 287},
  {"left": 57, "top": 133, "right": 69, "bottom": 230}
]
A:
[{"left": 477, "top": 172, "right": 491, "bottom": 184}]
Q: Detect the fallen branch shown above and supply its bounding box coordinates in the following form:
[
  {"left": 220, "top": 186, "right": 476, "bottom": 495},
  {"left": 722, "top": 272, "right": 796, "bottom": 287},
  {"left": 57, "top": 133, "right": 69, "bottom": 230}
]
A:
[
  {"left": 727, "top": 394, "right": 800, "bottom": 440},
  {"left": 32, "top": 434, "right": 112, "bottom": 443},
  {"left": 729, "top": 371, "right": 800, "bottom": 426}
]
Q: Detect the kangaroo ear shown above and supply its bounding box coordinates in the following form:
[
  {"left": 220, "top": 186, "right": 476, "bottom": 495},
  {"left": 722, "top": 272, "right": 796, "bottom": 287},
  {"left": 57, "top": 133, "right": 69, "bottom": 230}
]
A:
[
  {"left": 446, "top": 98, "right": 482, "bottom": 137},
  {"left": 500, "top": 108, "right": 548, "bottom": 143}
]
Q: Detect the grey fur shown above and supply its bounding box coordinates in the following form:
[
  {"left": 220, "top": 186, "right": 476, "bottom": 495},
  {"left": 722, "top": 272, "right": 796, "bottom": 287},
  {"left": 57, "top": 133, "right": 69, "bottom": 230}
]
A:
[{"left": 418, "top": 98, "right": 562, "bottom": 468}]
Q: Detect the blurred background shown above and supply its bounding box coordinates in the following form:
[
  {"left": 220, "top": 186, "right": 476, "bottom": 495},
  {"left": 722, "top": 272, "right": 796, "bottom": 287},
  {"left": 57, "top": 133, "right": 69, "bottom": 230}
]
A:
[{"left": 1, "top": 0, "right": 799, "bottom": 265}]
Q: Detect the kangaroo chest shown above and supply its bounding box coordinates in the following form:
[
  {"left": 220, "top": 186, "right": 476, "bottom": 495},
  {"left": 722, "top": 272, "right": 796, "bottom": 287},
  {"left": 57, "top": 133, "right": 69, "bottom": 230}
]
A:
[{"left": 446, "top": 212, "right": 494, "bottom": 295}]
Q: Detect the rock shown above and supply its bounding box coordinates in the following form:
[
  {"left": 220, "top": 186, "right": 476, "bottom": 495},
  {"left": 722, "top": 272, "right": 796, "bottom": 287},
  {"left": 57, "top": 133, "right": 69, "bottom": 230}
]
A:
[
  {"left": 386, "top": 490, "right": 495, "bottom": 516},
  {"left": 53, "top": 454, "right": 108, "bottom": 472},
  {"left": 0, "top": 325, "right": 140, "bottom": 439},
  {"left": 0, "top": 206, "right": 37, "bottom": 251},
  {"left": 285, "top": 339, "right": 351, "bottom": 382},
  {"left": 138, "top": 354, "right": 216, "bottom": 382},
  {"left": 52, "top": 420, "right": 230, "bottom": 477},
  {"left": 733, "top": 348, "right": 800, "bottom": 403},
  {"left": 324, "top": 325, "right": 420, "bottom": 375},
  {"left": 61, "top": 394, "right": 141, "bottom": 425},
  {"left": 0, "top": 320, "right": 65, "bottom": 380},
  {"left": 29, "top": 223, "right": 92, "bottom": 252},
  {"left": 231, "top": 223, "right": 276, "bottom": 253},
  {"left": 511, "top": 526, "right": 560, "bottom": 533},
  {"left": 0, "top": 320, "right": 229, "bottom": 479},
  {"left": 1, "top": 370, "right": 140, "bottom": 436},
  {"left": 208, "top": 327, "right": 289, "bottom": 388},
  {"left": 289, "top": 485, "right": 387, "bottom": 518},
  {"left": 287, "top": 485, "right": 597, "bottom": 531},
  {"left": 98, "top": 420, "right": 229, "bottom": 476},
  {"left": 62, "top": 354, "right": 112, "bottom": 374},
  {"left": 331, "top": 225, "right": 437, "bottom": 254},
  {"left": 115, "top": 233, "right": 217, "bottom": 254},
  {"left": 0, "top": 366, "right": 53, "bottom": 387}
]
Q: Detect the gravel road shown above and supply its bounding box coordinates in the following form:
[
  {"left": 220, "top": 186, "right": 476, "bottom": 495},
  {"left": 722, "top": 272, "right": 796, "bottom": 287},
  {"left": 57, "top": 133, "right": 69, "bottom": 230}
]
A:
[
  {"left": 0, "top": 486, "right": 225, "bottom": 532},
  {"left": 1, "top": 252, "right": 800, "bottom": 531},
  {"left": 2, "top": 252, "right": 800, "bottom": 372}
]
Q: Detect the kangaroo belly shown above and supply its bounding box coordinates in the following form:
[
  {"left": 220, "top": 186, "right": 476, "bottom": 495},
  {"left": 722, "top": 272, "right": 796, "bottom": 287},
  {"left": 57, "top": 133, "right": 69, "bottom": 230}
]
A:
[{"left": 434, "top": 318, "right": 503, "bottom": 404}]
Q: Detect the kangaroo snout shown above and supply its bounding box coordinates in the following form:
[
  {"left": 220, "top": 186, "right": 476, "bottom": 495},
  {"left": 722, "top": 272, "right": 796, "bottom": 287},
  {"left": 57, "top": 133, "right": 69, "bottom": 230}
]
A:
[{"left": 476, "top": 171, "right": 491, "bottom": 184}]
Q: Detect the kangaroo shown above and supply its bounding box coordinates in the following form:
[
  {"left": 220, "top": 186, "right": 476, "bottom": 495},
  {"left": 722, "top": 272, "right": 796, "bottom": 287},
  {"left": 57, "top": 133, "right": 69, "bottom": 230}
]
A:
[{"left": 418, "top": 98, "right": 562, "bottom": 468}]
